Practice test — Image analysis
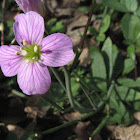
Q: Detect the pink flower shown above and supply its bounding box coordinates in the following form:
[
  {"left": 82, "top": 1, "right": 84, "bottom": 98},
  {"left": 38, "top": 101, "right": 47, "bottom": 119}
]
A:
[
  {"left": 15, "top": 0, "right": 45, "bottom": 17},
  {"left": 0, "top": 11, "right": 74, "bottom": 95}
]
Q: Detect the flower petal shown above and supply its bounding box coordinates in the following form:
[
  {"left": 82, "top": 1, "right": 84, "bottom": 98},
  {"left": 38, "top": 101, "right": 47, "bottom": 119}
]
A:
[
  {"left": 15, "top": 0, "right": 32, "bottom": 13},
  {"left": 17, "top": 62, "right": 51, "bottom": 95},
  {"left": 41, "top": 33, "right": 74, "bottom": 67},
  {"left": 13, "top": 11, "right": 44, "bottom": 46},
  {"left": 0, "top": 45, "right": 22, "bottom": 77},
  {"left": 15, "top": 0, "right": 45, "bottom": 17}
]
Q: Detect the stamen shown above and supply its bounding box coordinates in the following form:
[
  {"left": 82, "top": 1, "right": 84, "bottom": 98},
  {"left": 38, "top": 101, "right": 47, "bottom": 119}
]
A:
[
  {"left": 15, "top": 51, "right": 20, "bottom": 55},
  {"left": 20, "top": 47, "right": 23, "bottom": 51},
  {"left": 34, "top": 45, "right": 38, "bottom": 53},
  {"left": 25, "top": 59, "right": 30, "bottom": 64},
  {"left": 22, "top": 40, "right": 27, "bottom": 46},
  {"left": 21, "top": 50, "right": 27, "bottom": 56},
  {"left": 32, "top": 56, "right": 37, "bottom": 60}
]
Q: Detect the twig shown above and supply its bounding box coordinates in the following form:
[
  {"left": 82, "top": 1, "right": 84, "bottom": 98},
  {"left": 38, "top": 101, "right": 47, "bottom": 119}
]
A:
[
  {"left": 70, "top": 0, "right": 95, "bottom": 72},
  {"left": 79, "top": 0, "right": 95, "bottom": 50},
  {"left": 1, "top": 0, "right": 5, "bottom": 45}
]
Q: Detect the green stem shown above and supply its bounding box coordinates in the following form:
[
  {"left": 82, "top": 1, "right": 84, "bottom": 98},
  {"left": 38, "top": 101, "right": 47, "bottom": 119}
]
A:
[
  {"left": 50, "top": 67, "right": 66, "bottom": 92},
  {"left": 90, "top": 115, "right": 110, "bottom": 137},
  {"left": 39, "top": 82, "right": 113, "bottom": 137},
  {"left": 63, "top": 66, "right": 75, "bottom": 108},
  {"left": 70, "top": 49, "right": 82, "bottom": 73},
  {"left": 81, "top": 85, "right": 96, "bottom": 110},
  {"left": 97, "top": 81, "right": 114, "bottom": 108},
  {"left": 41, "top": 119, "right": 78, "bottom": 135},
  {"left": 40, "top": 96, "right": 64, "bottom": 112},
  {"left": 73, "top": 71, "right": 103, "bottom": 102},
  {"left": 40, "top": 107, "right": 101, "bottom": 136}
]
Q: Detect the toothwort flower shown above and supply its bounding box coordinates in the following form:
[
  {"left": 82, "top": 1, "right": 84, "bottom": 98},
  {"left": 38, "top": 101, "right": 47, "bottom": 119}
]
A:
[
  {"left": 0, "top": 11, "right": 74, "bottom": 95},
  {"left": 15, "top": 0, "right": 45, "bottom": 17}
]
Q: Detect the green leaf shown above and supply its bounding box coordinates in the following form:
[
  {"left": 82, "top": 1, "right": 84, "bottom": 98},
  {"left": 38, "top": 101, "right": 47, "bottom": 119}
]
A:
[
  {"left": 121, "top": 14, "right": 140, "bottom": 43},
  {"left": 136, "top": 7, "right": 140, "bottom": 17},
  {"left": 127, "top": 44, "right": 135, "bottom": 61},
  {"left": 114, "top": 85, "right": 140, "bottom": 101},
  {"left": 102, "top": 0, "right": 128, "bottom": 12},
  {"left": 99, "top": 15, "right": 110, "bottom": 34},
  {"left": 123, "top": 0, "right": 138, "bottom": 12},
  {"left": 46, "top": 18, "right": 57, "bottom": 29},
  {"left": 109, "top": 94, "right": 133, "bottom": 124},
  {"left": 102, "top": 0, "right": 138, "bottom": 12},
  {"left": 78, "top": 6, "right": 89, "bottom": 14},
  {"left": 123, "top": 58, "right": 135, "bottom": 75},
  {"left": 117, "top": 77, "right": 140, "bottom": 89},
  {"left": 102, "top": 38, "right": 119, "bottom": 80},
  {"left": 91, "top": 47, "right": 107, "bottom": 91},
  {"left": 96, "top": 33, "right": 106, "bottom": 42},
  {"left": 88, "top": 26, "right": 98, "bottom": 35},
  {"left": 134, "top": 101, "right": 140, "bottom": 110},
  {"left": 71, "top": 77, "right": 80, "bottom": 96},
  {"left": 50, "top": 21, "right": 65, "bottom": 34},
  {"left": 91, "top": 47, "right": 106, "bottom": 79}
]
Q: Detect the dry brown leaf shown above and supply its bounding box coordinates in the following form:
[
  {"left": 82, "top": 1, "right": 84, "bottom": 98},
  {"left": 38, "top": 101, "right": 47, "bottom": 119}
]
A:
[
  {"left": 7, "top": 124, "right": 25, "bottom": 139},
  {"left": 24, "top": 106, "right": 47, "bottom": 119},
  {"left": 112, "top": 125, "right": 140, "bottom": 140}
]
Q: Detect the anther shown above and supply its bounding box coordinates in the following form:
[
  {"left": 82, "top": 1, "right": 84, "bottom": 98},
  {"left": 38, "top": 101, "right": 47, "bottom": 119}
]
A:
[
  {"left": 21, "top": 50, "right": 27, "bottom": 56},
  {"left": 20, "top": 47, "right": 23, "bottom": 51},
  {"left": 23, "top": 40, "right": 27, "bottom": 46},
  {"left": 32, "top": 56, "right": 37, "bottom": 60},
  {"left": 25, "top": 59, "right": 30, "bottom": 64},
  {"left": 34, "top": 45, "right": 38, "bottom": 53},
  {"left": 21, "top": 40, "right": 27, "bottom": 46},
  {"left": 15, "top": 51, "right": 20, "bottom": 55}
]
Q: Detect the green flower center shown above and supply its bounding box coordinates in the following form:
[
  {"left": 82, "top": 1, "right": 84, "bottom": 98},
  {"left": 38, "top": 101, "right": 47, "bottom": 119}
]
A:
[
  {"left": 22, "top": 44, "right": 41, "bottom": 62},
  {"left": 15, "top": 42, "right": 41, "bottom": 63}
]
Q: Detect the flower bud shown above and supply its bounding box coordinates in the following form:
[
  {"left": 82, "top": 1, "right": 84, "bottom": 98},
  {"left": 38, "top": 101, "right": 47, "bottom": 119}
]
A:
[{"left": 15, "top": 0, "right": 46, "bottom": 17}]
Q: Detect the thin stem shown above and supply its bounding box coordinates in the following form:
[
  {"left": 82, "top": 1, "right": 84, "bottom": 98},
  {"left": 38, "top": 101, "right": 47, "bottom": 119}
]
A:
[
  {"left": 90, "top": 115, "right": 110, "bottom": 137},
  {"left": 69, "top": 49, "right": 82, "bottom": 73},
  {"left": 134, "top": 43, "right": 137, "bottom": 80},
  {"left": 40, "top": 96, "right": 64, "bottom": 112},
  {"left": 63, "top": 66, "right": 75, "bottom": 108},
  {"left": 97, "top": 81, "right": 114, "bottom": 108},
  {"left": 39, "top": 82, "right": 114, "bottom": 137},
  {"left": 50, "top": 67, "right": 66, "bottom": 92},
  {"left": 73, "top": 71, "right": 103, "bottom": 102},
  {"left": 40, "top": 108, "right": 101, "bottom": 136},
  {"left": 81, "top": 85, "right": 96, "bottom": 109}
]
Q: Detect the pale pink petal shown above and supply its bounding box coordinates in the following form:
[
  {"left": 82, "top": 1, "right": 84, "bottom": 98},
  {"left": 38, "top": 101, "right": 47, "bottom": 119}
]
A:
[
  {"left": 13, "top": 11, "right": 44, "bottom": 46},
  {"left": 17, "top": 62, "right": 51, "bottom": 95},
  {"left": 0, "top": 45, "right": 22, "bottom": 77},
  {"left": 41, "top": 33, "right": 74, "bottom": 67}
]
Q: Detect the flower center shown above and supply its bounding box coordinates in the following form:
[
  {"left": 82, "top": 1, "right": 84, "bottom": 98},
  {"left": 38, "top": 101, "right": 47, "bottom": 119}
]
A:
[{"left": 15, "top": 41, "right": 41, "bottom": 63}]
